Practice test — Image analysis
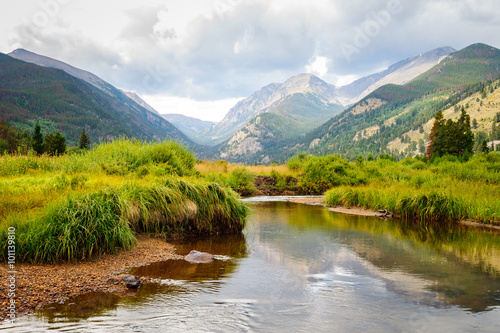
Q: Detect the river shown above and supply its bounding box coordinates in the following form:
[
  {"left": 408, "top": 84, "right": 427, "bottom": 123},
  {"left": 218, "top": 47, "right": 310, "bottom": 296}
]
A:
[{"left": 5, "top": 197, "right": 500, "bottom": 332}]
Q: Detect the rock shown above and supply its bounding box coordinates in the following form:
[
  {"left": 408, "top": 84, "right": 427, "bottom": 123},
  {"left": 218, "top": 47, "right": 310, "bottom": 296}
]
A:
[
  {"left": 184, "top": 250, "right": 215, "bottom": 263},
  {"left": 109, "top": 274, "right": 141, "bottom": 289}
]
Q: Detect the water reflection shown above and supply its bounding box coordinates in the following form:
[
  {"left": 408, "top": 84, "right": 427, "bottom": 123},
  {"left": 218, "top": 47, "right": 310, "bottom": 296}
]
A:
[
  {"left": 37, "top": 292, "right": 121, "bottom": 322},
  {"left": 7, "top": 199, "right": 500, "bottom": 332},
  {"left": 251, "top": 200, "right": 500, "bottom": 312},
  {"left": 130, "top": 233, "right": 248, "bottom": 282}
]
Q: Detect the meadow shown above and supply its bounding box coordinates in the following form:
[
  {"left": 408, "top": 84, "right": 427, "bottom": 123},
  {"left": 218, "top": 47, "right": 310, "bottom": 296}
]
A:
[
  {"left": 0, "top": 139, "right": 248, "bottom": 263},
  {"left": 2, "top": 139, "right": 499, "bottom": 264},
  {"left": 197, "top": 152, "right": 500, "bottom": 225}
]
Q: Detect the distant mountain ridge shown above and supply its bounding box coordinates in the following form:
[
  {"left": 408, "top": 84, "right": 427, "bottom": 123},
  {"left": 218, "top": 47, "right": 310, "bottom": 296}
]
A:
[
  {"left": 336, "top": 46, "right": 456, "bottom": 105},
  {"left": 291, "top": 43, "right": 500, "bottom": 161},
  {"left": 122, "top": 91, "right": 160, "bottom": 115},
  {"left": 9, "top": 48, "right": 117, "bottom": 97},
  {"left": 9, "top": 49, "right": 162, "bottom": 116},
  {"left": 197, "top": 73, "right": 343, "bottom": 146},
  {"left": 161, "top": 114, "right": 215, "bottom": 142}
]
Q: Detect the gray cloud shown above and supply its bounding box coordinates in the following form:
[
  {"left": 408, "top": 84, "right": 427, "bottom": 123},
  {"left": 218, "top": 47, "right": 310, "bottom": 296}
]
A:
[{"left": 6, "top": 0, "right": 500, "bottom": 100}]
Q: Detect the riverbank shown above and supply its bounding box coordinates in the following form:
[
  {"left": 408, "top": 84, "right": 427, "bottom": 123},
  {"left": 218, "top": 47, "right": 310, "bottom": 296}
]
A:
[{"left": 0, "top": 236, "right": 181, "bottom": 322}]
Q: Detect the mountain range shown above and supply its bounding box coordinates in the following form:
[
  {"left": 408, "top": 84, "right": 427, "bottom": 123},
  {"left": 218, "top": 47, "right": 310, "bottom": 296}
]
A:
[
  {"left": 2, "top": 43, "right": 499, "bottom": 162},
  {"left": 1, "top": 50, "right": 191, "bottom": 146},
  {"left": 161, "top": 114, "right": 215, "bottom": 141}
]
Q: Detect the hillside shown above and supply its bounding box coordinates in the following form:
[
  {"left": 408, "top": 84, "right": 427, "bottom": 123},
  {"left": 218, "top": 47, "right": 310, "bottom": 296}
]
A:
[
  {"left": 161, "top": 113, "right": 215, "bottom": 142},
  {"left": 197, "top": 73, "right": 343, "bottom": 146},
  {"left": 0, "top": 53, "right": 192, "bottom": 146},
  {"left": 250, "top": 43, "right": 500, "bottom": 162},
  {"left": 9, "top": 48, "right": 117, "bottom": 98},
  {"left": 336, "top": 46, "right": 455, "bottom": 105},
  {"left": 122, "top": 91, "right": 160, "bottom": 115},
  {"left": 219, "top": 92, "right": 343, "bottom": 162},
  {"left": 300, "top": 43, "right": 500, "bottom": 160}
]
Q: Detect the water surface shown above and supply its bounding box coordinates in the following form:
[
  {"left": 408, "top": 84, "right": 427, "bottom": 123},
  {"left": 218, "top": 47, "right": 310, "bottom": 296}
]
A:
[{"left": 4, "top": 197, "right": 500, "bottom": 332}]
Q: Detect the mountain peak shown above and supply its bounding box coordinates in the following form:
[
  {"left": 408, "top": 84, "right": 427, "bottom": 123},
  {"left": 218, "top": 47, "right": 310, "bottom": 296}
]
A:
[{"left": 452, "top": 43, "right": 500, "bottom": 59}]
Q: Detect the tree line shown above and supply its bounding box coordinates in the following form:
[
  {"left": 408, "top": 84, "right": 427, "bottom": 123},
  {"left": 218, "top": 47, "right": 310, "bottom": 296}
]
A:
[{"left": 0, "top": 120, "right": 90, "bottom": 155}]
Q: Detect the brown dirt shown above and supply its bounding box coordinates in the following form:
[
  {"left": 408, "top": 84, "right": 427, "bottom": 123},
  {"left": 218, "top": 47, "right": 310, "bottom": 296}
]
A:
[
  {"left": 288, "top": 197, "right": 325, "bottom": 205},
  {"left": 459, "top": 219, "right": 500, "bottom": 230},
  {"left": 328, "top": 206, "right": 389, "bottom": 217},
  {"left": 0, "top": 235, "right": 182, "bottom": 322}
]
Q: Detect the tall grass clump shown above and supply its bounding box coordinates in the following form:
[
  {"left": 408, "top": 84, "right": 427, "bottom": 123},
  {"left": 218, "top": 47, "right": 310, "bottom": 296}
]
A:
[
  {"left": 88, "top": 139, "right": 196, "bottom": 176},
  {"left": 0, "top": 138, "right": 196, "bottom": 177},
  {"left": 326, "top": 187, "right": 471, "bottom": 224},
  {"left": 1, "top": 189, "right": 135, "bottom": 263},
  {"left": 224, "top": 168, "right": 256, "bottom": 196},
  {"left": 0, "top": 179, "right": 248, "bottom": 263}
]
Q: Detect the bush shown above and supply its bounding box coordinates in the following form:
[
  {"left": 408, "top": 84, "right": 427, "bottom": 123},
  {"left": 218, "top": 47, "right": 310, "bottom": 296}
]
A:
[{"left": 225, "top": 168, "right": 255, "bottom": 196}]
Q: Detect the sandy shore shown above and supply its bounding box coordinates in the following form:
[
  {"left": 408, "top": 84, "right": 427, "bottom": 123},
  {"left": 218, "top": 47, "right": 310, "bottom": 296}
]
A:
[
  {"left": 0, "top": 235, "right": 182, "bottom": 322},
  {"left": 289, "top": 197, "right": 388, "bottom": 217}
]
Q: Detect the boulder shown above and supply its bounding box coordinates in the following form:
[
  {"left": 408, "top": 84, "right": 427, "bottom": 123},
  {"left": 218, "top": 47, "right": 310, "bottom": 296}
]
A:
[
  {"left": 110, "top": 274, "right": 141, "bottom": 289},
  {"left": 184, "top": 250, "right": 215, "bottom": 263}
]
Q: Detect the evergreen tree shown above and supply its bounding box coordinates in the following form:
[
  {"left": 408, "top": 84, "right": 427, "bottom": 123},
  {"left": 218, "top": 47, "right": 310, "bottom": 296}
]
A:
[
  {"left": 0, "top": 120, "right": 19, "bottom": 154},
  {"left": 45, "top": 132, "right": 66, "bottom": 156},
  {"left": 426, "top": 108, "right": 474, "bottom": 158},
  {"left": 480, "top": 140, "right": 489, "bottom": 154},
  {"left": 426, "top": 110, "right": 445, "bottom": 158},
  {"left": 32, "top": 122, "right": 44, "bottom": 155},
  {"left": 78, "top": 128, "right": 90, "bottom": 150},
  {"left": 457, "top": 107, "right": 474, "bottom": 155}
]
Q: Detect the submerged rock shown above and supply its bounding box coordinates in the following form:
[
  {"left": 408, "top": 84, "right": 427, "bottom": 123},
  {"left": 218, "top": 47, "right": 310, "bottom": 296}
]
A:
[
  {"left": 184, "top": 250, "right": 215, "bottom": 263},
  {"left": 110, "top": 274, "right": 141, "bottom": 289}
]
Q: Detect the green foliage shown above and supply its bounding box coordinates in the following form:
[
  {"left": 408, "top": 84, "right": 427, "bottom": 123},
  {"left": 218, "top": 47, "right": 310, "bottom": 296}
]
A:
[
  {"left": 0, "top": 138, "right": 197, "bottom": 177},
  {"left": 44, "top": 132, "right": 67, "bottom": 156},
  {"left": 225, "top": 168, "right": 255, "bottom": 196},
  {"left": 286, "top": 152, "right": 309, "bottom": 171},
  {"left": 0, "top": 139, "right": 248, "bottom": 263},
  {"left": 32, "top": 122, "right": 44, "bottom": 155},
  {"left": 323, "top": 152, "right": 500, "bottom": 224},
  {"left": 0, "top": 179, "right": 247, "bottom": 263},
  {"left": 481, "top": 140, "right": 490, "bottom": 153},
  {"left": 426, "top": 108, "right": 474, "bottom": 158},
  {"left": 78, "top": 128, "right": 90, "bottom": 150},
  {"left": 0, "top": 120, "right": 20, "bottom": 154},
  {"left": 300, "top": 155, "right": 367, "bottom": 192}
]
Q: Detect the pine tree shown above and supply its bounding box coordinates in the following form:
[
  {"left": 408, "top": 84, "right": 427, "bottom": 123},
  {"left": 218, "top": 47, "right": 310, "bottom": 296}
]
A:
[
  {"left": 45, "top": 132, "right": 66, "bottom": 156},
  {"left": 32, "top": 122, "right": 44, "bottom": 155},
  {"left": 78, "top": 128, "right": 90, "bottom": 150},
  {"left": 426, "top": 108, "right": 474, "bottom": 159},
  {"left": 480, "top": 140, "right": 489, "bottom": 154},
  {"left": 426, "top": 110, "right": 445, "bottom": 158},
  {"left": 457, "top": 107, "right": 474, "bottom": 155}
]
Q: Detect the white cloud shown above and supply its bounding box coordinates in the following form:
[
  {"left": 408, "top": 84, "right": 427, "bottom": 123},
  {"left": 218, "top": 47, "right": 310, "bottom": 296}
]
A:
[
  {"left": 305, "top": 55, "right": 329, "bottom": 77},
  {"left": 140, "top": 95, "right": 243, "bottom": 122},
  {"left": 2, "top": 0, "right": 500, "bottom": 120}
]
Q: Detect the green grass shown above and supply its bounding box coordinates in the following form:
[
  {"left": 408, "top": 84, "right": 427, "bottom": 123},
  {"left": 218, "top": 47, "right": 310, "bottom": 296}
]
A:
[
  {"left": 322, "top": 153, "right": 500, "bottom": 224},
  {"left": 0, "top": 139, "right": 248, "bottom": 263}
]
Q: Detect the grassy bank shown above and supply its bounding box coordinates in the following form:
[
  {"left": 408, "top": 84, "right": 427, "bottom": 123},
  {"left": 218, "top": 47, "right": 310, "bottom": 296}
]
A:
[
  {"left": 323, "top": 154, "right": 500, "bottom": 224},
  {"left": 0, "top": 140, "right": 248, "bottom": 263},
  {"left": 196, "top": 152, "right": 500, "bottom": 225}
]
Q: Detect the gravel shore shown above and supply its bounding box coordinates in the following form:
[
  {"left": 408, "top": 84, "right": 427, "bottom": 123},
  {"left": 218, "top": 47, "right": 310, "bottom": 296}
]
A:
[{"left": 0, "top": 235, "right": 182, "bottom": 322}]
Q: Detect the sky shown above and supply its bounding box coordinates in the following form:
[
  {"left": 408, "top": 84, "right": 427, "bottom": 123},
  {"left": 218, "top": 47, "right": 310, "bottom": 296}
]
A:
[{"left": 1, "top": 0, "right": 500, "bottom": 122}]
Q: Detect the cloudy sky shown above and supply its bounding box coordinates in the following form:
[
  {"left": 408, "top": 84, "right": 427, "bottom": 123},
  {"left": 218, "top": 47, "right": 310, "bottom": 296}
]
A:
[{"left": 1, "top": 0, "right": 500, "bottom": 121}]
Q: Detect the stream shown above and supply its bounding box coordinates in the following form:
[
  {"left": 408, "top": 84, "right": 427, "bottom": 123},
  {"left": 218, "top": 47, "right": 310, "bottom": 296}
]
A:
[{"left": 5, "top": 197, "right": 500, "bottom": 332}]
